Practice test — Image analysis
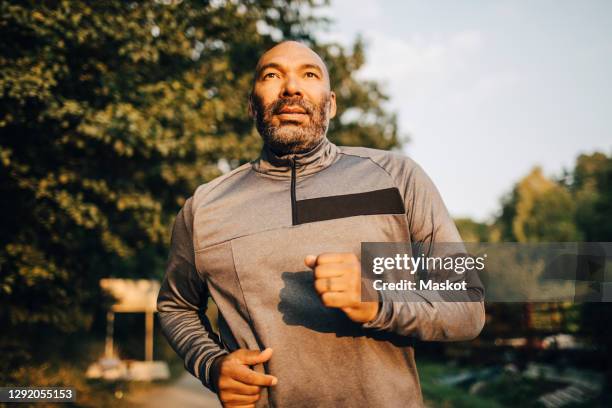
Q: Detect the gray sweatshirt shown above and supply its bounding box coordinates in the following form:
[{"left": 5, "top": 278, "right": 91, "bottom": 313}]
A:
[{"left": 157, "top": 137, "right": 485, "bottom": 407}]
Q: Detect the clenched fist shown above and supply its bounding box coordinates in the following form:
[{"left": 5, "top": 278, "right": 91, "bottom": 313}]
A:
[
  {"left": 305, "top": 253, "right": 379, "bottom": 323},
  {"left": 213, "top": 348, "right": 277, "bottom": 408}
]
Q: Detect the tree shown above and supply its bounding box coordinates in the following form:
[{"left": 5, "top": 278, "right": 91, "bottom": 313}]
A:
[
  {"left": 454, "top": 217, "right": 490, "bottom": 243},
  {"left": 495, "top": 167, "right": 579, "bottom": 242},
  {"left": 570, "top": 152, "right": 612, "bottom": 242},
  {"left": 0, "top": 0, "right": 403, "bottom": 375}
]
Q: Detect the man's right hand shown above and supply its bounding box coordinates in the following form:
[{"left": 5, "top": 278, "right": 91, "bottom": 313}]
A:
[{"left": 213, "top": 348, "right": 277, "bottom": 408}]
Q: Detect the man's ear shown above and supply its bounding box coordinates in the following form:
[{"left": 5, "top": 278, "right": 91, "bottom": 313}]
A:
[{"left": 328, "top": 91, "right": 337, "bottom": 120}]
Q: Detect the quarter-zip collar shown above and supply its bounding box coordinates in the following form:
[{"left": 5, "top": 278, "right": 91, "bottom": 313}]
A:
[{"left": 252, "top": 136, "right": 339, "bottom": 178}]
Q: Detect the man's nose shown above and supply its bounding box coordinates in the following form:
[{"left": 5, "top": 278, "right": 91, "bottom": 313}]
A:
[{"left": 281, "top": 74, "right": 303, "bottom": 97}]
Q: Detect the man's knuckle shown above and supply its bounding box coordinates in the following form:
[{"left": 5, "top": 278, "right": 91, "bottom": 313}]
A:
[
  {"left": 319, "top": 253, "right": 332, "bottom": 261},
  {"left": 245, "top": 394, "right": 260, "bottom": 403},
  {"left": 314, "top": 279, "right": 323, "bottom": 292},
  {"left": 315, "top": 264, "right": 329, "bottom": 274},
  {"left": 248, "top": 386, "right": 262, "bottom": 395}
]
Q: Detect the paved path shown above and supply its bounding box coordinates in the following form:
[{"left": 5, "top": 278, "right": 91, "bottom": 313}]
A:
[{"left": 128, "top": 372, "right": 221, "bottom": 408}]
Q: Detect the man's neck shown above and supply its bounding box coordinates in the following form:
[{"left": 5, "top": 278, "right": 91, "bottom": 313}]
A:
[{"left": 267, "top": 137, "right": 325, "bottom": 157}]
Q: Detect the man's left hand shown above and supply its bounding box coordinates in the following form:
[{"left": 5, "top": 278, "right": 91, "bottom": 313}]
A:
[{"left": 305, "top": 253, "right": 379, "bottom": 324}]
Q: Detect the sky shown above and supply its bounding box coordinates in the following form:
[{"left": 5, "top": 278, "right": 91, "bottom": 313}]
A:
[{"left": 315, "top": 0, "right": 612, "bottom": 222}]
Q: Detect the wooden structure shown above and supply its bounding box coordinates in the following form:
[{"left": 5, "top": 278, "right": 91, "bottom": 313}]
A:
[
  {"left": 100, "top": 278, "right": 160, "bottom": 362},
  {"left": 86, "top": 279, "right": 168, "bottom": 381}
]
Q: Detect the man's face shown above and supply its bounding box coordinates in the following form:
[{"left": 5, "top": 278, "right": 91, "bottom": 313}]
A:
[{"left": 250, "top": 42, "right": 337, "bottom": 154}]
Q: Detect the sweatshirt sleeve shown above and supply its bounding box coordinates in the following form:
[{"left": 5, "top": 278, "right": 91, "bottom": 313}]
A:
[
  {"left": 157, "top": 197, "right": 228, "bottom": 390},
  {"left": 363, "top": 161, "right": 486, "bottom": 341}
]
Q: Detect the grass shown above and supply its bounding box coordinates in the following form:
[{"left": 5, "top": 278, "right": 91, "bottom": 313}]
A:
[
  {"left": 418, "top": 360, "right": 503, "bottom": 408},
  {"left": 417, "top": 358, "right": 606, "bottom": 408}
]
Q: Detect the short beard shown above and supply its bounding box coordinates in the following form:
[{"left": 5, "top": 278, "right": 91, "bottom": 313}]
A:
[{"left": 252, "top": 94, "right": 331, "bottom": 155}]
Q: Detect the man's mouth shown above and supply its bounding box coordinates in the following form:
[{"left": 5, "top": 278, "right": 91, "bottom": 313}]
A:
[{"left": 277, "top": 105, "right": 307, "bottom": 115}]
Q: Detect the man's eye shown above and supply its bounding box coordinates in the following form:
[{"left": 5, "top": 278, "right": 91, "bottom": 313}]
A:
[
  {"left": 263, "top": 72, "right": 278, "bottom": 79},
  {"left": 305, "top": 72, "right": 318, "bottom": 78}
]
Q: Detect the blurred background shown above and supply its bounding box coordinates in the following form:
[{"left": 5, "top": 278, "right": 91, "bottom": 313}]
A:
[{"left": 1, "top": 0, "right": 610, "bottom": 407}]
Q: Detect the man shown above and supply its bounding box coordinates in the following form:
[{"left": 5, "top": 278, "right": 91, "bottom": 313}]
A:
[{"left": 157, "top": 41, "right": 485, "bottom": 408}]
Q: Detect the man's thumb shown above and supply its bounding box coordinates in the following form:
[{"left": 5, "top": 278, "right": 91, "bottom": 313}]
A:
[
  {"left": 237, "top": 347, "right": 274, "bottom": 365},
  {"left": 304, "top": 254, "right": 317, "bottom": 269}
]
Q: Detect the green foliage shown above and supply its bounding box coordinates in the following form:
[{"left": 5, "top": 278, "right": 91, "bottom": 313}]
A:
[
  {"left": 570, "top": 152, "right": 612, "bottom": 242},
  {"left": 455, "top": 218, "right": 490, "bottom": 243},
  {"left": 495, "top": 167, "right": 579, "bottom": 243},
  {"left": 418, "top": 360, "right": 503, "bottom": 408},
  {"left": 0, "top": 0, "right": 402, "bottom": 372}
]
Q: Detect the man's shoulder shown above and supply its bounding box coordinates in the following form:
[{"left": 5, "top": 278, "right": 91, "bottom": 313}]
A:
[
  {"left": 191, "top": 162, "right": 252, "bottom": 207},
  {"left": 337, "top": 145, "right": 420, "bottom": 176}
]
